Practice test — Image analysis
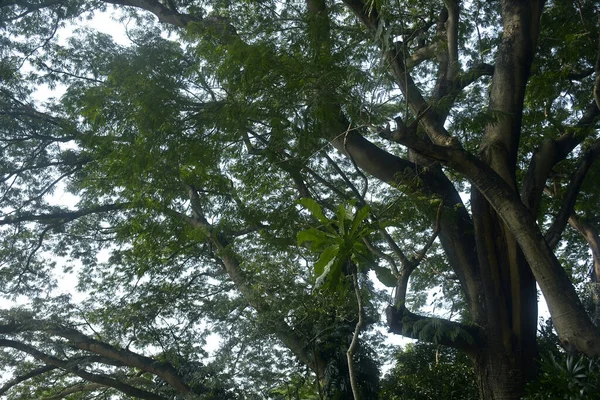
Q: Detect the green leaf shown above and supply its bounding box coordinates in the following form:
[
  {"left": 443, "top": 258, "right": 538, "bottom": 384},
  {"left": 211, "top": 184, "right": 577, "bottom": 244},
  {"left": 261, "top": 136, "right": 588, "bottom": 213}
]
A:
[
  {"left": 373, "top": 266, "right": 397, "bottom": 288},
  {"left": 349, "top": 205, "right": 370, "bottom": 238},
  {"left": 297, "top": 227, "right": 331, "bottom": 248},
  {"left": 314, "top": 244, "right": 339, "bottom": 277},
  {"left": 298, "top": 198, "right": 328, "bottom": 224},
  {"left": 336, "top": 203, "right": 347, "bottom": 235}
]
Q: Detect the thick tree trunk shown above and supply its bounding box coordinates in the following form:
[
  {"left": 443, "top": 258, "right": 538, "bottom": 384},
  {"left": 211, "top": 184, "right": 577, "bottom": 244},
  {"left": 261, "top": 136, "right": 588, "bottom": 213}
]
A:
[
  {"left": 473, "top": 345, "right": 533, "bottom": 400},
  {"left": 470, "top": 190, "right": 539, "bottom": 400},
  {"left": 467, "top": 3, "right": 543, "bottom": 396}
]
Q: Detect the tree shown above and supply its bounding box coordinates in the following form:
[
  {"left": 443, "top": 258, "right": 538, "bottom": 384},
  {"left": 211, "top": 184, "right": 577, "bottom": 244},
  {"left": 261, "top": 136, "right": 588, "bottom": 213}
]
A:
[
  {"left": 380, "top": 342, "right": 478, "bottom": 400},
  {"left": 1, "top": 0, "right": 600, "bottom": 399}
]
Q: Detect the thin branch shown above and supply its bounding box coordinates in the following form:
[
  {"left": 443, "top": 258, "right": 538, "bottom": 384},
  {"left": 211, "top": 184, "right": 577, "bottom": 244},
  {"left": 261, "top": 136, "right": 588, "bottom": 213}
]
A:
[
  {"left": 322, "top": 152, "right": 363, "bottom": 203},
  {"left": 343, "top": 124, "right": 369, "bottom": 201},
  {"left": 179, "top": 187, "right": 329, "bottom": 376},
  {"left": 413, "top": 201, "right": 443, "bottom": 266},
  {"left": 347, "top": 271, "right": 364, "bottom": 400},
  {"left": 43, "top": 383, "right": 104, "bottom": 400},
  {"left": 594, "top": 13, "right": 600, "bottom": 109},
  {"left": 1, "top": 157, "right": 88, "bottom": 184},
  {"left": 0, "top": 365, "right": 56, "bottom": 395},
  {"left": 362, "top": 237, "right": 399, "bottom": 276},
  {"left": 0, "top": 203, "right": 131, "bottom": 226}
]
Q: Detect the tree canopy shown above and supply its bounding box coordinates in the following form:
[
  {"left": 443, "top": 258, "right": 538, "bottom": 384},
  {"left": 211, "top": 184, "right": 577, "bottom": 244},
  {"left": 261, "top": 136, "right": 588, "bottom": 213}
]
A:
[{"left": 1, "top": 0, "right": 600, "bottom": 399}]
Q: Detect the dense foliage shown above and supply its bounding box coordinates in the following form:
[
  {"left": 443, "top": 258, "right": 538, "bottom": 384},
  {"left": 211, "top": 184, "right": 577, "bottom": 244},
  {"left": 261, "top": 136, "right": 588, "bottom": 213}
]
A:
[
  {"left": 1, "top": 0, "right": 600, "bottom": 399},
  {"left": 380, "top": 342, "right": 478, "bottom": 400}
]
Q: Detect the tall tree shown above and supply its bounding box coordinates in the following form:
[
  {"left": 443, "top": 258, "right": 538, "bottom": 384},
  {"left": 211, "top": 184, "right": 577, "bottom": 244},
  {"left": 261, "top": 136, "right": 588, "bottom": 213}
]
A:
[{"left": 1, "top": 0, "right": 600, "bottom": 399}]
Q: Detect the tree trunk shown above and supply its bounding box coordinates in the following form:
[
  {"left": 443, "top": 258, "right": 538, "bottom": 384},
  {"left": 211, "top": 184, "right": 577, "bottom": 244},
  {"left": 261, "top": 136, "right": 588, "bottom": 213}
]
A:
[
  {"left": 465, "top": 2, "right": 542, "bottom": 397},
  {"left": 469, "top": 188, "right": 539, "bottom": 400},
  {"left": 473, "top": 346, "right": 532, "bottom": 400}
]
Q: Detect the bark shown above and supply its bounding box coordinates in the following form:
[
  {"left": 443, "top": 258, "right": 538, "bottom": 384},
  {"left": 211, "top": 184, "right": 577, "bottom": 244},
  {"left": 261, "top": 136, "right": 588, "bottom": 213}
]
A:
[
  {"left": 468, "top": 1, "right": 544, "bottom": 386},
  {"left": 545, "top": 141, "right": 600, "bottom": 249},
  {"left": 474, "top": 348, "right": 532, "bottom": 400},
  {"left": 569, "top": 215, "right": 600, "bottom": 326}
]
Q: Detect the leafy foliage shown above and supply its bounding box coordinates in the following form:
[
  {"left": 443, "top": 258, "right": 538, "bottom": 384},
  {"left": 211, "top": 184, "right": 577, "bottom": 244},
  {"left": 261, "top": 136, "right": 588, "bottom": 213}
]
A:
[
  {"left": 298, "top": 198, "right": 375, "bottom": 288},
  {"left": 380, "top": 342, "right": 478, "bottom": 400},
  {"left": 524, "top": 353, "right": 600, "bottom": 400},
  {"left": 1, "top": 0, "right": 600, "bottom": 399}
]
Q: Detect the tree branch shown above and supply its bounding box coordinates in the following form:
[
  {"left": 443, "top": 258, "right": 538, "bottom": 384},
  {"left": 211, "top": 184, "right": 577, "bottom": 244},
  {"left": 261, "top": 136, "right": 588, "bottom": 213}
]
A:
[
  {"left": 405, "top": 44, "right": 438, "bottom": 69},
  {"left": 393, "top": 202, "right": 443, "bottom": 308},
  {"left": 0, "top": 365, "right": 57, "bottom": 395},
  {"left": 182, "top": 186, "right": 328, "bottom": 376},
  {"left": 521, "top": 101, "right": 600, "bottom": 214},
  {"left": 104, "top": 0, "right": 237, "bottom": 41},
  {"left": 569, "top": 214, "right": 600, "bottom": 283},
  {"left": 0, "top": 203, "right": 131, "bottom": 226},
  {"left": 443, "top": 0, "right": 459, "bottom": 78},
  {"left": 343, "top": 0, "right": 456, "bottom": 149},
  {"left": 380, "top": 120, "right": 600, "bottom": 355},
  {"left": 545, "top": 140, "right": 600, "bottom": 248},
  {"left": 413, "top": 201, "right": 443, "bottom": 266},
  {"left": 104, "top": 0, "right": 196, "bottom": 27},
  {"left": 44, "top": 383, "right": 104, "bottom": 400},
  {"left": 454, "top": 63, "right": 494, "bottom": 91},
  {"left": 594, "top": 13, "right": 600, "bottom": 110},
  {"left": 333, "top": 128, "right": 481, "bottom": 317},
  {"left": 0, "top": 338, "right": 167, "bottom": 400},
  {"left": 0, "top": 319, "right": 192, "bottom": 395},
  {"left": 386, "top": 305, "right": 479, "bottom": 352}
]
